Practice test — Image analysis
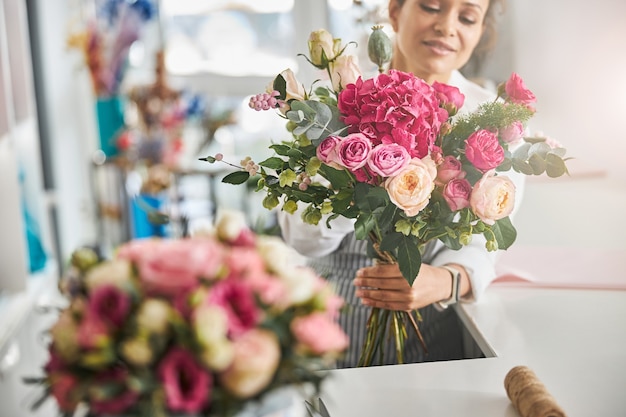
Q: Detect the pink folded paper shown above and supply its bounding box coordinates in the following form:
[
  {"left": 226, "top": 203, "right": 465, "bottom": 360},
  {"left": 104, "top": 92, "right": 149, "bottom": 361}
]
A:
[{"left": 494, "top": 246, "right": 626, "bottom": 290}]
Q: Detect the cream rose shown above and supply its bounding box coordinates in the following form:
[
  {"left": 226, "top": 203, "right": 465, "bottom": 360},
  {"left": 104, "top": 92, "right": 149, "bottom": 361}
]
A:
[
  {"left": 193, "top": 305, "right": 229, "bottom": 346},
  {"left": 470, "top": 171, "right": 516, "bottom": 225},
  {"left": 199, "top": 338, "right": 234, "bottom": 372},
  {"left": 136, "top": 299, "right": 172, "bottom": 334},
  {"left": 308, "top": 29, "right": 340, "bottom": 67},
  {"left": 215, "top": 209, "right": 248, "bottom": 242},
  {"left": 278, "top": 68, "right": 306, "bottom": 102},
  {"left": 219, "top": 329, "right": 281, "bottom": 398},
  {"left": 384, "top": 157, "right": 437, "bottom": 217},
  {"left": 330, "top": 54, "right": 361, "bottom": 91},
  {"left": 84, "top": 259, "right": 132, "bottom": 291}
]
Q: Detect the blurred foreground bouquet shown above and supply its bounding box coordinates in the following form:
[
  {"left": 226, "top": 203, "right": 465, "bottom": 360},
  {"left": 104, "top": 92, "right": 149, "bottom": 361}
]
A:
[
  {"left": 67, "top": 0, "right": 156, "bottom": 97},
  {"left": 202, "top": 28, "right": 570, "bottom": 366},
  {"left": 26, "top": 211, "right": 348, "bottom": 416}
]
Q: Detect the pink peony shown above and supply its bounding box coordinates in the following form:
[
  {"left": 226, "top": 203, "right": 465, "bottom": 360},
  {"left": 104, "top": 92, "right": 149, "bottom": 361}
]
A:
[
  {"left": 500, "top": 121, "right": 525, "bottom": 144},
  {"left": 219, "top": 329, "right": 281, "bottom": 398},
  {"left": 470, "top": 171, "right": 516, "bottom": 225},
  {"left": 504, "top": 72, "right": 536, "bottom": 106},
  {"left": 88, "top": 284, "right": 131, "bottom": 327},
  {"left": 465, "top": 129, "right": 505, "bottom": 172},
  {"left": 336, "top": 132, "right": 372, "bottom": 171},
  {"left": 207, "top": 279, "right": 261, "bottom": 337},
  {"left": 432, "top": 81, "right": 465, "bottom": 114},
  {"left": 367, "top": 143, "right": 411, "bottom": 178},
  {"left": 338, "top": 69, "right": 446, "bottom": 159},
  {"left": 443, "top": 178, "right": 472, "bottom": 211},
  {"left": 291, "top": 312, "right": 349, "bottom": 355},
  {"left": 89, "top": 368, "right": 140, "bottom": 415},
  {"left": 435, "top": 155, "right": 466, "bottom": 185},
  {"left": 158, "top": 347, "right": 212, "bottom": 414}
]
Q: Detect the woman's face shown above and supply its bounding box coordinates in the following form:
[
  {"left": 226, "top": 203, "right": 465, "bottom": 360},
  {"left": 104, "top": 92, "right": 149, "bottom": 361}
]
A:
[{"left": 389, "top": 0, "right": 489, "bottom": 83}]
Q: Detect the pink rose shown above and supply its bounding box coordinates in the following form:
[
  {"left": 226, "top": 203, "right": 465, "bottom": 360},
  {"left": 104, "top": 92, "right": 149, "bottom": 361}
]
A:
[
  {"left": 291, "top": 312, "right": 349, "bottom": 355},
  {"left": 77, "top": 311, "right": 110, "bottom": 350},
  {"left": 337, "top": 69, "right": 446, "bottom": 159},
  {"left": 207, "top": 279, "right": 261, "bottom": 337},
  {"left": 443, "top": 178, "right": 472, "bottom": 211},
  {"left": 49, "top": 373, "right": 80, "bottom": 412},
  {"left": 367, "top": 143, "right": 410, "bottom": 178},
  {"left": 89, "top": 368, "right": 140, "bottom": 415},
  {"left": 500, "top": 121, "right": 525, "bottom": 144},
  {"left": 132, "top": 239, "right": 224, "bottom": 298},
  {"left": 337, "top": 133, "right": 372, "bottom": 170},
  {"left": 436, "top": 155, "right": 466, "bottom": 185},
  {"left": 504, "top": 72, "right": 536, "bottom": 106},
  {"left": 159, "top": 347, "right": 212, "bottom": 413},
  {"left": 316, "top": 135, "right": 343, "bottom": 168},
  {"left": 470, "top": 171, "right": 516, "bottom": 225},
  {"left": 88, "top": 284, "right": 131, "bottom": 327},
  {"left": 385, "top": 157, "right": 437, "bottom": 217},
  {"left": 432, "top": 81, "right": 465, "bottom": 115},
  {"left": 465, "top": 129, "right": 505, "bottom": 172},
  {"left": 219, "top": 329, "right": 281, "bottom": 398}
]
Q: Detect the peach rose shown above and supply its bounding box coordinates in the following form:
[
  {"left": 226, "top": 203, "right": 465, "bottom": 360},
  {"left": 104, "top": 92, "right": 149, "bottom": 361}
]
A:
[
  {"left": 470, "top": 171, "right": 516, "bottom": 225},
  {"left": 384, "top": 156, "right": 437, "bottom": 217},
  {"left": 219, "top": 329, "right": 281, "bottom": 398}
]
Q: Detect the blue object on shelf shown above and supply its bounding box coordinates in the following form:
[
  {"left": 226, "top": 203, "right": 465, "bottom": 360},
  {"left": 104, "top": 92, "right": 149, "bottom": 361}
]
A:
[
  {"left": 130, "top": 194, "right": 168, "bottom": 239},
  {"left": 95, "top": 95, "right": 125, "bottom": 157}
]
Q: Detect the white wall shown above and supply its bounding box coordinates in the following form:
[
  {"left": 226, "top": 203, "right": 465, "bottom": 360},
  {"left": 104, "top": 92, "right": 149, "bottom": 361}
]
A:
[{"left": 509, "top": 0, "right": 626, "bottom": 182}]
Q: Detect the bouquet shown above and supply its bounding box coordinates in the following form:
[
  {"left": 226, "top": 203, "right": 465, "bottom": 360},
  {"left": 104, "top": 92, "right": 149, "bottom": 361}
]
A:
[
  {"left": 26, "top": 210, "right": 349, "bottom": 416},
  {"left": 202, "top": 28, "right": 570, "bottom": 366}
]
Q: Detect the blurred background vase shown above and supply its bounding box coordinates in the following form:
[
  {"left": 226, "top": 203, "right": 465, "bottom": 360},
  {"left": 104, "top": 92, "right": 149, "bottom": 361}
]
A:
[{"left": 95, "top": 95, "right": 125, "bottom": 158}]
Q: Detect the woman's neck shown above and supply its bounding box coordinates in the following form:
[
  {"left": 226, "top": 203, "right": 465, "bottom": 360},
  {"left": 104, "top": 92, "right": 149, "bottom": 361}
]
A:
[{"left": 389, "top": 56, "right": 452, "bottom": 85}]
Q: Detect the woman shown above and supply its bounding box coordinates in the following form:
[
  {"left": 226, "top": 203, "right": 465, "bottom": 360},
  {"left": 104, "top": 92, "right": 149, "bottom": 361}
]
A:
[{"left": 278, "top": 0, "right": 521, "bottom": 368}]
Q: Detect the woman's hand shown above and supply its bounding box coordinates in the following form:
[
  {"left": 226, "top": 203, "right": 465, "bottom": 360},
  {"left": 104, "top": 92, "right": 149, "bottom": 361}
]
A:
[{"left": 353, "top": 263, "right": 470, "bottom": 311}]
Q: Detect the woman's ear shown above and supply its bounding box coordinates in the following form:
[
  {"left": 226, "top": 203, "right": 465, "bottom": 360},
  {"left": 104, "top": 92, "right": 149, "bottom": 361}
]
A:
[{"left": 388, "top": 0, "right": 400, "bottom": 32}]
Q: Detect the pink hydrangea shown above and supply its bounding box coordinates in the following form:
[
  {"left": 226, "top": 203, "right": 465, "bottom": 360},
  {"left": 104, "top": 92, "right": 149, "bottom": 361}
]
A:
[{"left": 338, "top": 69, "right": 447, "bottom": 159}]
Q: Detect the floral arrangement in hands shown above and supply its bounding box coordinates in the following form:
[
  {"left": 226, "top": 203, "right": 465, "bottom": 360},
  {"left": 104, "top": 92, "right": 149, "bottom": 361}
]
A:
[
  {"left": 26, "top": 211, "right": 349, "bottom": 416},
  {"left": 203, "top": 28, "right": 570, "bottom": 366}
]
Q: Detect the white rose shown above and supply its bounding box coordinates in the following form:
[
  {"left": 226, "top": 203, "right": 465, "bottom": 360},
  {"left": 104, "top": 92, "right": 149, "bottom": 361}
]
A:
[
  {"left": 194, "top": 305, "right": 229, "bottom": 346},
  {"left": 215, "top": 209, "right": 247, "bottom": 241},
  {"left": 84, "top": 259, "right": 132, "bottom": 291},
  {"left": 136, "top": 299, "right": 171, "bottom": 334},
  {"left": 256, "top": 235, "right": 292, "bottom": 273},
  {"left": 280, "top": 266, "right": 317, "bottom": 305}
]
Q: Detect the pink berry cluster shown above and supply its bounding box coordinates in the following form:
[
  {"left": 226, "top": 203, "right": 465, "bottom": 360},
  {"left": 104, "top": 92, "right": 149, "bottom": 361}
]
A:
[
  {"left": 240, "top": 157, "right": 259, "bottom": 176},
  {"left": 248, "top": 90, "right": 282, "bottom": 111}
]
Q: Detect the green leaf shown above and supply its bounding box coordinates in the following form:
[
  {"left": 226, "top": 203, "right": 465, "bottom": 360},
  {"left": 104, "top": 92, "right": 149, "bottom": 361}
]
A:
[
  {"left": 528, "top": 142, "right": 552, "bottom": 159},
  {"left": 512, "top": 159, "right": 534, "bottom": 175},
  {"left": 269, "top": 144, "right": 292, "bottom": 156},
  {"left": 491, "top": 217, "right": 517, "bottom": 249},
  {"left": 222, "top": 170, "right": 250, "bottom": 185},
  {"left": 355, "top": 213, "right": 376, "bottom": 240},
  {"left": 546, "top": 153, "right": 569, "bottom": 178},
  {"left": 318, "top": 164, "right": 352, "bottom": 189},
  {"left": 395, "top": 235, "right": 422, "bottom": 286},
  {"left": 259, "top": 156, "right": 286, "bottom": 170},
  {"left": 377, "top": 203, "right": 398, "bottom": 232},
  {"left": 528, "top": 153, "right": 546, "bottom": 175},
  {"left": 273, "top": 74, "right": 287, "bottom": 100}
]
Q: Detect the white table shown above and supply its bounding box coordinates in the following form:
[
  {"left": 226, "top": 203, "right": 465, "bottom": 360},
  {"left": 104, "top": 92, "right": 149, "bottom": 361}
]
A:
[{"left": 320, "top": 286, "right": 626, "bottom": 417}]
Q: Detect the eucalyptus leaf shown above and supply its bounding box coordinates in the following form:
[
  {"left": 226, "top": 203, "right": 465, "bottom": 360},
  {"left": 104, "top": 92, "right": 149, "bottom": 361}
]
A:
[
  {"left": 528, "top": 153, "right": 546, "bottom": 175},
  {"left": 512, "top": 159, "right": 534, "bottom": 175},
  {"left": 528, "top": 142, "right": 551, "bottom": 158},
  {"left": 546, "top": 153, "right": 568, "bottom": 178},
  {"left": 512, "top": 142, "right": 531, "bottom": 160}
]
